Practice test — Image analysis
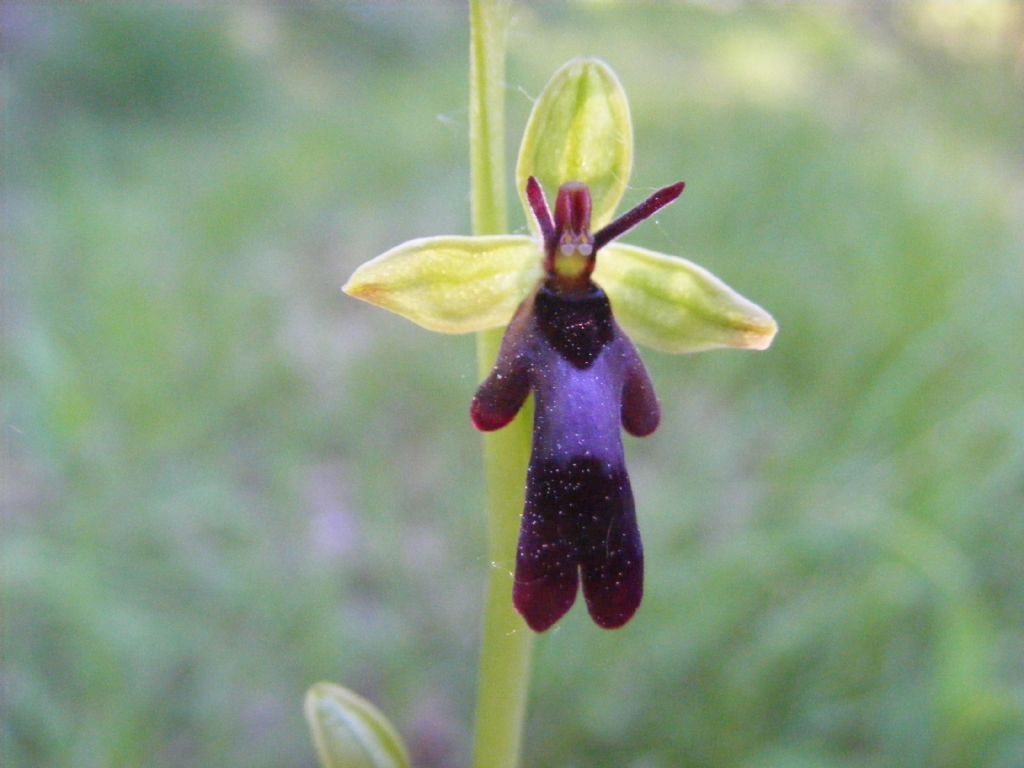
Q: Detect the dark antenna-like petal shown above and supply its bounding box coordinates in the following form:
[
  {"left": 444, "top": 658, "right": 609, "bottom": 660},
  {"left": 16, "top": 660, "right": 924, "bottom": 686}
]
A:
[
  {"left": 526, "top": 176, "right": 555, "bottom": 250},
  {"left": 592, "top": 181, "right": 685, "bottom": 251}
]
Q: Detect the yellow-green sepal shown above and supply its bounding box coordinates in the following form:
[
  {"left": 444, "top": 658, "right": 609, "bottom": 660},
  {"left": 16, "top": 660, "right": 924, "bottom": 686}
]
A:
[
  {"left": 304, "top": 683, "right": 411, "bottom": 768},
  {"left": 596, "top": 242, "right": 778, "bottom": 353},
  {"left": 343, "top": 235, "right": 541, "bottom": 333},
  {"left": 516, "top": 57, "right": 633, "bottom": 232}
]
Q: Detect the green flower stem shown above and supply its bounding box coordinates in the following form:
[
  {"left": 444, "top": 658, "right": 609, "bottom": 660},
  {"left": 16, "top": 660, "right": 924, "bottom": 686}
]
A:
[
  {"left": 469, "top": 2, "right": 535, "bottom": 768},
  {"left": 469, "top": 0, "right": 509, "bottom": 238},
  {"left": 470, "top": 381, "right": 533, "bottom": 768}
]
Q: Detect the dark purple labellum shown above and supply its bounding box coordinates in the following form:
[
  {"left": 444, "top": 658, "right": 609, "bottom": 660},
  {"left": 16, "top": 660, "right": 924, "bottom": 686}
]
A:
[{"left": 471, "top": 177, "right": 683, "bottom": 632}]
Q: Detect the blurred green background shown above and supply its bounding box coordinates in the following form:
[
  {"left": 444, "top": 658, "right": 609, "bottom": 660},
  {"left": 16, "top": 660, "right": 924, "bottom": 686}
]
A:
[{"left": 3, "top": 2, "right": 1023, "bottom": 767}]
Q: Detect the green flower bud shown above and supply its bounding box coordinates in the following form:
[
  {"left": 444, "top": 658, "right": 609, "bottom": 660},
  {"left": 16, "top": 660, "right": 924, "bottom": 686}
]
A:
[{"left": 304, "top": 683, "right": 411, "bottom": 768}]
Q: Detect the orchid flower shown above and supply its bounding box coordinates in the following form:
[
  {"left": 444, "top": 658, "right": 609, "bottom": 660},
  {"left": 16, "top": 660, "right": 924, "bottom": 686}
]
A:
[{"left": 344, "top": 58, "right": 776, "bottom": 632}]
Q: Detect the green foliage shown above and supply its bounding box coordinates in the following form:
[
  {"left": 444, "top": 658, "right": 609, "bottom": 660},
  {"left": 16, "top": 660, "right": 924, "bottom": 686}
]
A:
[{"left": 4, "top": 4, "right": 1022, "bottom": 768}]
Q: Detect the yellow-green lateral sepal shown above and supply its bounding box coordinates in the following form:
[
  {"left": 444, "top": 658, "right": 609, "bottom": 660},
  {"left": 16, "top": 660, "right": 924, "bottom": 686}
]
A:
[
  {"left": 596, "top": 243, "right": 778, "bottom": 354},
  {"left": 343, "top": 235, "right": 541, "bottom": 333},
  {"left": 516, "top": 57, "right": 633, "bottom": 232},
  {"left": 304, "top": 683, "right": 411, "bottom": 768}
]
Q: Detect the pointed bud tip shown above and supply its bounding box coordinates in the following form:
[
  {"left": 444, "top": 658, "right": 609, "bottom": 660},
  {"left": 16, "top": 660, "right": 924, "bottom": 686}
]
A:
[
  {"left": 742, "top": 314, "right": 778, "bottom": 350},
  {"left": 341, "top": 277, "right": 376, "bottom": 301}
]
